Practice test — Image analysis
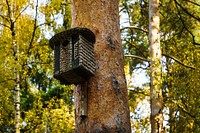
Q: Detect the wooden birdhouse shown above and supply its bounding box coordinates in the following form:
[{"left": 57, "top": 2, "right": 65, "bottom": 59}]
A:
[{"left": 49, "top": 27, "right": 96, "bottom": 85}]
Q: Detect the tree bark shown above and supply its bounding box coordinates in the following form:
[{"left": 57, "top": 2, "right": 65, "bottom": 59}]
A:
[
  {"left": 71, "top": 0, "right": 131, "bottom": 132},
  {"left": 12, "top": 17, "right": 21, "bottom": 133},
  {"left": 9, "top": 2, "right": 21, "bottom": 132},
  {"left": 11, "top": 17, "right": 21, "bottom": 133},
  {"left": 149, "top": 0, "right": 164, "bottom": 133}
]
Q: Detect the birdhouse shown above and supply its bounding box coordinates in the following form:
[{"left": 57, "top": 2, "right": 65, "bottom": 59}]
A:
[{"left": 49, "top": 27, "right": 96, "bottom": 85}]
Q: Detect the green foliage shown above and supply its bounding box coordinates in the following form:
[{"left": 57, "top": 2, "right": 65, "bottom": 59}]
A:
[
  {"left": 0, "top": 88, "right": 15, "bottom": 132},
  {"left": 128, "top": 87, "right": 150, "bottom": 132},
  {"left": 120, "top": 0, "right": 200, "bottom": 132},
  {"left": 121, "top": 0, "right": 149, "bottom": 72},
  {"left": 22, "top": 94, "right": 74, "bottom": 132},
  {"left": 39, "top": 0, "right": 71, "bottom": 32},
  {"left": 0, "top": 0, "right": 199, "bottom": 132},
  {"left": 0, "top": 0, "right": 74, "bottom": 131},
  {"left": 165, "top": 49, "right": 200, "bottom": 133}
]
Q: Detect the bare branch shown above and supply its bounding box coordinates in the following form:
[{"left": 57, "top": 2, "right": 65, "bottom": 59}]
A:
[
  {"left": 122, "top": 38, "right": 136, "bottom": 47},
  {"left": 119, "top": 7, "right": 125, "bottom": 13},
  {"left": 122, "top": 38, "right": 148, "bottom": 58},
  {"left": 27, "top": 0, "right": 38, "bottom": 55},
  {"left": 14, "top": 1, "right": 31, "bottom": 22},
  {"left": 0, "top": 14, "right": 10, "bottom": 23},
  {"left": 125, "top": 54, "right": 196, "bottom": 69},
  {"left": 5, "top": 0, "right": 15, "bottom": 36},
  {"left": 176, "top": 104, "right": 195, "bottom": 119},
  {"left": 174, "top": 0, "right": 200, "bottom": 21},
  {"left": 125, "top": 54, "right": 149, "bottom": 62},
  {"left": 121, "top": 2, "right": 131, "bottom": 24},
  {"left": 183, "top": 0, "right": 200, "bottom": 7},
  {"left": 5, "top": 0, "right": 12, "bottom": 21},
  {"left": 121, "top": 26, "right": 149, "bottom": 33},
  {"left": 0, "top": 22, "right": 10, "bottom": 28},
  {"left": 36, "top": 21, "right": 54, "bottom": 28},
  {"left": 162, "top": 53, "right": 196, "bottom": 69},
  {"left": 174, "top": 0, "right": 200, "bottom": 46}
]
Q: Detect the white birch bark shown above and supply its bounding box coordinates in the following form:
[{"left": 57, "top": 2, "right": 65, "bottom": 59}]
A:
[
  {"left": 10, "top": 2, "right": 20, "bottom": 132},
  {"left": 13, "top": 24, "right": 20, "bottom": 133},
  {"left": 149, "top": 0, "right": 164, "bottom": 133}
]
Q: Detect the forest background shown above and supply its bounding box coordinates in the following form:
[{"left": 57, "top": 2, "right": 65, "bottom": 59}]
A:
[{"left": 0, "top": 0, "right": 199, "bottom": 132}]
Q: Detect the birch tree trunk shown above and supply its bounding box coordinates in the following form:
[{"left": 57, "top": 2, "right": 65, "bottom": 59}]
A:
[
  {"left": 9, "top": 4, "right": 21, "bottom": 133},
  {"left": 8, "top": 1, "right": 21, "bottom": 132},
  {"left": 71, "top": 0, "right": 131, "bottom": 132},
  {"left": 14, "top": 37, "right": 20, "bottom": 133},
  {"left": 149, "top": 0, "right": 164, "bottom": 133},
  {"left": 11, "top": 15, "right": 20, "bottom": 133},
  {"left": 11, "top": 14, "right": 21, "bottom": 133}
]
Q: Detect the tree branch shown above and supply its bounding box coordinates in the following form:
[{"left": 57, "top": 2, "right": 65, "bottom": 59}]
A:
[
  {"left": 121, "top": 26, "right": 149, "bottom": 33},
  {"left": 176, "top": 104, "right": 195, "bottom": 119},
  {"left": 119, "top": 7, "right": 125, "bottom": 13},
  {"left": 124, "top": 54, "right": 149, "bottom": 62},
  {"left": 5, "top": 0, "right": 12, "bottom": 22},
  {"left": 162, "top": 53, "right": 196, "bottom": 69},
  {"left": 174, "top": 0, "right": 200, "bottom": 21},
  {"left": 174, "top": 0, "right": 200, "bottom": 46},
  {"left": 0, "top": 14, "right": 10, "bottom": 23},
  {"left": 121, "top": 1, "right": 137, "bottom": 43},
  {"left": 123, "top": 38, "right": 137, "bottom": 47},
  {"left": 5, "top": 0, "right": 15, "bottom": 36},
  {"left": 183, "top": 0, "right": 200, "bottom": 7},
  {"left": 0, "top": 22, "right": 10, "bottom": 29},
  {"left": 14, "top": 1, "right": 31, "bottom": 23},
  {"left": 125, "top": 54, "right": 196, "bottom": 69},
  {"left": 27, "top": 0, "right": 38, "bottom": 55},
  {"left": 36, "top": 21, "right": 54, "bottom": 28}
]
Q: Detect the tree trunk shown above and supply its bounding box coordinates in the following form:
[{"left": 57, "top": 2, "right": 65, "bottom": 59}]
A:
[
  {"left": 9, "top": 5, "right": 21, "bottom": 133},
  {"left": 11, "top": 20, "right": 20, "bottom": 133},
  {"left": 71, "top": 0, "right": 131, "bottom": 132},
  {"left": 149, "top": 0, "right": 164, "bottom": 133},
  {"left": 12, "top": 19, "right": 21, "bottom": 133},
  {"left": 3, "top": 1, "right": 21, "bottom": 132},
  {"left": 15, "top": 63, "right": 20, "bottom": 133}
]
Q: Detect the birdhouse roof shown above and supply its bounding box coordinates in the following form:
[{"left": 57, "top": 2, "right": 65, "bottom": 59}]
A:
[{"left": 49, "top": 27, "right": 96, "bottom": 49}]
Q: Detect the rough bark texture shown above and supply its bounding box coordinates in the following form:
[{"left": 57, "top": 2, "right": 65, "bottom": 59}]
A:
[
  {"left": 149, "top": 0, "right": 164, "bottom": 133},
  {"left": 71, "top": 0, "right": 131, "bottom": 132}
]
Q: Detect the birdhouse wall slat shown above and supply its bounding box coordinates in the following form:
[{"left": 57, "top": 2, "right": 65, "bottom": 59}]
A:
[{"left": 49, "top": 28, "right": 96, "bottom": 85}]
